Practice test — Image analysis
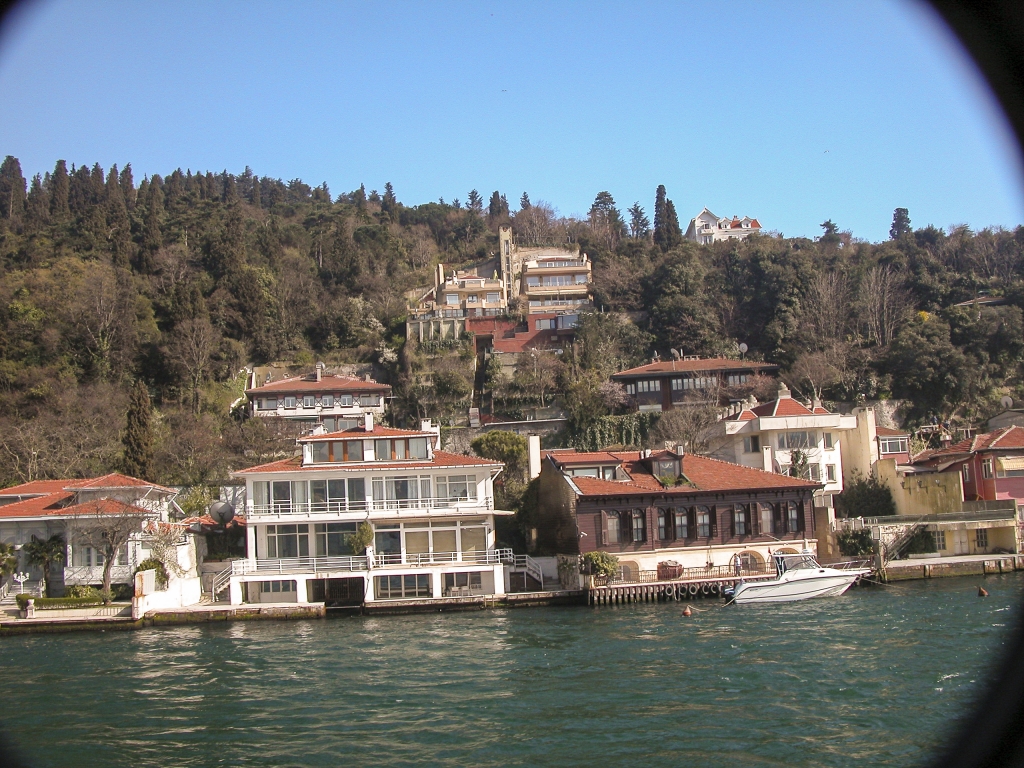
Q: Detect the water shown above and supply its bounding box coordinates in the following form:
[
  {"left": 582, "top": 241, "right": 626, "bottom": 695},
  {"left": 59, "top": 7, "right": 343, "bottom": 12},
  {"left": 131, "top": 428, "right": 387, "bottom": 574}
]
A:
[{"left": 1, "top": 574, "right": 1022, "bottom": 768}]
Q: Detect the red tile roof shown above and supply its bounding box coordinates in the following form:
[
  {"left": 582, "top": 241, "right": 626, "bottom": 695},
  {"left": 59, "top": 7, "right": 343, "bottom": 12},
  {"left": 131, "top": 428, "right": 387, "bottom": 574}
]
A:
[
  {"left": 74, "top": 473, "right": 175, "bottom": 494},
  {"left": 59, "top": 498, "right": 154, "bottom": 517},
  {"left": 233, "top": 450, "right": 503, "bottom": 475},
  {"left": 545, "top": 450, "right": 624, "bottom": 465},
  {"left": 876, "top": 426, "right": 910, "bottom": 437},
  {"left": 246, "top": 374, "right": 391, "bottom": 395},
  {"left": 748, "top": 397, "right": 817, "bottom": 418},
  {"left": 0, "top": 473, "right": 174, "bottom": 520},
  {"left": 924, "top": 426, "right": 1024, "bottom": 460},
  {"left": 551, "top": 450, "right": 819, "bottom": 497},
  {"left": 613, "top": 359, "right": 777, "bottom": 378},
  {"left": 300, "top": 425, "right": 431, "bottom": 441}
]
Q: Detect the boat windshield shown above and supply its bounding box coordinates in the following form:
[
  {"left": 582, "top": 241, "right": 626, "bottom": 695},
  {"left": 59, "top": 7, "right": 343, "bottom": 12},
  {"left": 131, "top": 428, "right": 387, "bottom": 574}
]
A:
[{"left": 776, "top": 555, "right": 820, "bottom": 574}]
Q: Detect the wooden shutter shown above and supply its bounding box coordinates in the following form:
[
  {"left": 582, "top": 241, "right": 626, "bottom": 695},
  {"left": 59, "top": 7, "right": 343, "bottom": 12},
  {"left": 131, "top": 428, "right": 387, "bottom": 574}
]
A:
[{"left": 709, "top": 506, "right": 718, "bottom": 538}]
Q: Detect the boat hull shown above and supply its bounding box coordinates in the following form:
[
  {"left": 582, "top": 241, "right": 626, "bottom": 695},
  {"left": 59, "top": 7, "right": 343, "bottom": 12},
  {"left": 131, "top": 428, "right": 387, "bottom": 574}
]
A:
[{"left": 730, "top": 570, "right": 870, "bottom": 605}]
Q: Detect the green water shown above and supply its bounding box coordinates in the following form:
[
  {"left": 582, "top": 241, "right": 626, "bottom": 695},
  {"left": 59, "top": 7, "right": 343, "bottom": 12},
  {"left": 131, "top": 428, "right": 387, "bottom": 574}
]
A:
[{"left": 1, "top": 573, "right": 1021, "bottom": 768}]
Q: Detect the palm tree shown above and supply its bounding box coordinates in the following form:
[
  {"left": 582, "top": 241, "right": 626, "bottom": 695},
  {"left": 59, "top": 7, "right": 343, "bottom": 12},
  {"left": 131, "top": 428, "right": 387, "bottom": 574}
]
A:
[
  {"left": 22, "top": 534, "right": 66, "bottom": 597},
  {"left": 0, "top": 542, "right": 17, "bottom": 586}
]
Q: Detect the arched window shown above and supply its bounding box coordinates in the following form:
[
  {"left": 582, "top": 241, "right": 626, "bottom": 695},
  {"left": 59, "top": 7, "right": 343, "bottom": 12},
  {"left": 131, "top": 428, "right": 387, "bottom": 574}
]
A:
[
  {"left": 733, "top": 503, "right": 748, "bottom": 536},
  {"left": 787, "top": 501, "right": 801, "bottom": 533},
  {"left": 697, "top": 506, "right": 712, "bottom": 538},
  {"left": 759, "top": 502, "right": 775, "bottom": 535},
  {"left": 605, "top": 510, "right": 621, "bottom": 545},
  {"left": 631, "top": 510, "right": 646, "bottom": 542},
  {"left": 674, "top": 508, "right": 688, "bottom": 540}
]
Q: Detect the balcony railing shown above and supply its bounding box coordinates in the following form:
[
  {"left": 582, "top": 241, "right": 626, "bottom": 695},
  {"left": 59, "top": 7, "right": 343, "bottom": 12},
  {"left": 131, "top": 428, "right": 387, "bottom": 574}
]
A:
[
  {"left": 231, "top": 548, "right": 513, "bottom": 576},
  {"left": 249, "top": 497, "right": 493, "bottom": 518},
  {"left": 64, "top": 565, "right": 134, "bottom": 585}
]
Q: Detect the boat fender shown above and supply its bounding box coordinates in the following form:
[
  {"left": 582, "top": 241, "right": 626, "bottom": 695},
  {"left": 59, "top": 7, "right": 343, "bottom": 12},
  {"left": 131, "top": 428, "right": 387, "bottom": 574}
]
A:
[
  {"left": 682, "top": 605, "right": 692, "bottom": 617},
  {"left": 688, "top": 584, "right": 699, "bottom": 596},
  {"left": 979, "top": 586, "right": 989, "bottom": 597},
  {"left": 701, "top": 583, "right": 711, "bottom": 596}
]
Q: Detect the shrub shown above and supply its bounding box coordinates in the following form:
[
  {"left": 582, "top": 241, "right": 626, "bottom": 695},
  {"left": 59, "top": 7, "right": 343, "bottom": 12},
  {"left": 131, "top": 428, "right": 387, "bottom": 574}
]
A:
[
  {"left": 903, "top": 528, "right": 937, "bottom": 556},
  {"left": 347, "top": 522, "right": 374, "bottom": 555},
  {"left": 835, "top": 474, "right": 896, "bottom": 518},
  {"left": 837, "top": 529, "right": 874, "bottom": 557},
  {"left": 581, "top": 551, "right": 619, "bottom": 577},
  {"left": 135, "top": 558, "right": 169, "bottom": 589},
  {"left": 64, "top": 585, "right": 103, "bottom": 600}
]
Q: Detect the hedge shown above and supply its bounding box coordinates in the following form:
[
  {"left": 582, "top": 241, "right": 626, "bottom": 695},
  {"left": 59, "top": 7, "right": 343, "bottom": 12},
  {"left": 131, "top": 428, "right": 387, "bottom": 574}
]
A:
[{"left": 16, "top": 594, "right": 107, "bottom": 611}]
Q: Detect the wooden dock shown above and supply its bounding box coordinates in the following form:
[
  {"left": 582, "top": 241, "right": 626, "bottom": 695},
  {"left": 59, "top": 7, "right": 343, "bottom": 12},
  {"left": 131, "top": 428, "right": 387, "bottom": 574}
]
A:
[{"left": 588, "top": 574, "right": 776, "bottom": 606}]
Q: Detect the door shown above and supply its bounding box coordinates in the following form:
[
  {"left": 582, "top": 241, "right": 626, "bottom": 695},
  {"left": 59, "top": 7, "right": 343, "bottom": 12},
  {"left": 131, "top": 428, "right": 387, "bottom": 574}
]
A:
[{"left": 953, "top": 529, "right": 970, "bottom": 555}]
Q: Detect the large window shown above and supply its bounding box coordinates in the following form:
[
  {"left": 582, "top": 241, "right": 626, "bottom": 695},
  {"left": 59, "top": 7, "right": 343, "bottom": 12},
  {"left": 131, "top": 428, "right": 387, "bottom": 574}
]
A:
[
  {"left": 636, "top": 379, "right": 661, "bottom": 393},
  {"left": 443, "top": 571, "right": 482, "bottom": 594},
  {"left": 743, "top": 436, "right": 760, "bottom": 454},
  {"left": 314, "top": 523, "right": 357, "bottom": 556},
  {"left": 879, "top": 437, "right": 909, "bottom": 454},
  {"left": 759, "top": 502, "right": 774, "bottom": 535},
  {"left": 657, "top": 509, "right": 667, "bottom": 540},
  {"left": 436, "top": 475, "right": 477, "bottom": 502},
  {"left": 266, "top": 524, "right": 309, "bottom": 559},
  {"left": 778, "top": 431, "right": 814, "bottom": 450},
  {"left": 376, "top": 574, "right": 430, "bottom": 599},
  {"left": 322, "top": 395, "right": 334, "bottom": 408},
  {"left": 284, "top": 396, "right": 297, "bottom": 409},
  {"left": 371, "top": 476, "right": 431, "bottom": 508},
  {"left": 303, "top": 395, "right": 315, "bottom": 408}
]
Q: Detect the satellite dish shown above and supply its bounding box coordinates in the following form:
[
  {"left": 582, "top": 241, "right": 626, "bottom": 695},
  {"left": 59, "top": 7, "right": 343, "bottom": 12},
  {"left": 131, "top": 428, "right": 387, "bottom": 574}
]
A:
[
  {"left": 208, "top": 501, "right": 235, "bottom": 526},
  {"left": 1001, "top": 395, "right": 1014, "bottom": 409},
  {"left": 738, "top": 343, "right": 748, "bottom": 354}
]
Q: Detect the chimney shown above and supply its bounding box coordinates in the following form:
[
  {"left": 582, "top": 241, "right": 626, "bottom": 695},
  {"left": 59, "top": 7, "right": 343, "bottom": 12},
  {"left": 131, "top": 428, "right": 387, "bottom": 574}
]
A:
[
  {"left": 315, "top": 362, "right": 324, "bottom": 382},
  {"left": 528, "top": 435, "right": 542, "bottom": 480},
  {"left": 777, "top": 382, "right": 791, "bottom": 399},
  {"left": 675, "top": 444, "right": 686, "bottom": 457},
  {"left": 421, "top": 418, "right": 441, "bottom": 450},
  {"left": 364, "top": 374, "right": 371, "bottom": 382},
  {"left": 435, "top": 263, "right": 445, "bottom": 288},
  {"left": 364, "top": 412, "right": 374, "bottom": 432}
]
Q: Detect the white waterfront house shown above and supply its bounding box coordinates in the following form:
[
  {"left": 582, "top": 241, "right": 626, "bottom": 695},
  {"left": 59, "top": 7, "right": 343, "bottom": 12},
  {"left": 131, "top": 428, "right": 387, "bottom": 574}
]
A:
[
  {"left": 228, "top": 415, "right": 526, "bottom": 607},
  {"left": 712, "top": 384, "right": 856, "bottom": 511},
  {"left": 0, "top": 474, "right": 200, "bottom": 604}
]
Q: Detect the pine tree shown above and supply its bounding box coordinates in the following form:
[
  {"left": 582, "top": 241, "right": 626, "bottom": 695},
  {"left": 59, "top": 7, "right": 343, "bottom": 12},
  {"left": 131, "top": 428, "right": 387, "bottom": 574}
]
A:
[
  {"left": 221, "top": 170, "right": 237, "bottom": 203},
  {"left": 49, "top": 159, "right": 70, "bottom": 221},
  {"left": 0, "top": 156, "right": 27, "bottom": 225},
  {"left": 138, "top": 177, "right": 164, "bottom": 273},
  {"left": 628, "top": 202, "right": 650, "bottom": 239},
  {"left": 488, "top": 190, "right": 509, "bottom": 222},
  {"left": 381, "top": 182, "right": 397, "bottom": 220},
  {"left": 467, "top": 189, "right": 483, "bottom": 215},
  {"left": 520, "top": 192, "right": 531, "bottom": 210},
  {"left": 251, "top": 174, "right": 261, "bottom": 208},
  {"left": 106, "top": 165, "right": 132, "bottom": 268},
  {"left": 122, "top": 379, "right": 154, "bottom": 480},
  {"left": 890, "top": 208, "right": 911, "bottom": 240}
]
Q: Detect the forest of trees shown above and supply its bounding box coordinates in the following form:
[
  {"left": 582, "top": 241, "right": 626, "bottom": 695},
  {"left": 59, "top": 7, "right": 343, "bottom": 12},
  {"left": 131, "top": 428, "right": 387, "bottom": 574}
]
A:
[{"left": 1, "top": 154, "right": 1023, "bottom": 489}]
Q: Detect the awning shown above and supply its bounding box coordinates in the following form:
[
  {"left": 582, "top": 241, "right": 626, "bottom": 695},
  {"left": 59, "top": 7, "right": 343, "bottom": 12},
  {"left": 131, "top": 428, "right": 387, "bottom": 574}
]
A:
[{"left": 997, "top": 456, "right": 1024, "bottom": 471}]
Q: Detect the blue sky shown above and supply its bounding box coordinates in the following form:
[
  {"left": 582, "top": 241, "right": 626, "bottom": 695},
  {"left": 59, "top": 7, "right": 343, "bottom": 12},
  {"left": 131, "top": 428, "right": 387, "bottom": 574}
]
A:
[{"left": 0, "top": 0, "right": 1020, "bottom": 242}]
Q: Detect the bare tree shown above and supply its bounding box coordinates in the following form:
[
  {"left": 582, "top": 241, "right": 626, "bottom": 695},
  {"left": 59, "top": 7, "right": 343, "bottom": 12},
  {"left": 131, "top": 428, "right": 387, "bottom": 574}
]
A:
[
  {"left": 66, "top": 500, "right": 151, "bottom": 599},
  {"left": 802, "top": 272, "right": 852, "bottom": 348},
  {"left": 859, "top": 266, "right": 911, "bottom": 347},
  {"left": 648, "top": 386, "right": 727, "bottom": 455},
  {"left": 788, "top": 350, "right": 842, "bottom": 401},
  {"left": 170, "top": 317, "right": 219, "bottom": 413}
]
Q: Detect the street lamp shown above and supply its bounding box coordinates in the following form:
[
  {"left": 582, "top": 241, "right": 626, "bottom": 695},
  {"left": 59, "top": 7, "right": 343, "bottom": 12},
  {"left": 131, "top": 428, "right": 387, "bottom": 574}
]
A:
[{"left": 12, "top": 572, "right": 30, "bottom": 594}]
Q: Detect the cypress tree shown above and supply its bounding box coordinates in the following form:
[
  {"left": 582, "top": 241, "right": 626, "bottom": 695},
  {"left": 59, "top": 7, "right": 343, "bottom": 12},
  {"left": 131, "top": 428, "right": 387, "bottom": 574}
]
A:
[
  {"left": 663, "top": 199, "right": 683, "bottom": 250},
  {"left": 49, "top": 159, "right": 70, "bottom": 221},
  {"left": 652, "top": 185, "right": 668, "bottom": 249},
  {"left": 119, "top": 163, "right": 136, "bottom": 210},
  {"left": 24, "top": 174, "right": 49, "bottom": 228},
  {"left": 251, "top": 175, "right": 261, "bottom": 208},
  {"left": 0, "top": 155, "right": 26, "bottom": 224},
  {"left": 653, "top": 185, "right": 682, "bottom": 251},
  {"left": 106, "top": 165, "right": 132, "bottom": 269},
  {"left": 122, "top": 379, "right": 154, "bottom": 480}
]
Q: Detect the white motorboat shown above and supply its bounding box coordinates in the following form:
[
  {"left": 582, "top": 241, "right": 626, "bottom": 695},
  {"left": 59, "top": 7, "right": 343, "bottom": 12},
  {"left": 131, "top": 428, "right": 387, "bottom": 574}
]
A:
[{"left": 724, "top": 551, "right": 871, "bottom": 605}]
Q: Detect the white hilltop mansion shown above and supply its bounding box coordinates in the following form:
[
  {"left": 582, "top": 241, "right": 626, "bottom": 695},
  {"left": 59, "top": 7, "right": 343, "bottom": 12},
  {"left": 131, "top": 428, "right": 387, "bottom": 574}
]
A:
[
  {"left": 227, "top": 414, "right": 543, "bottom": 607},
  {"left": 685, "top": 208, "right": 761, "bottom": 245}
]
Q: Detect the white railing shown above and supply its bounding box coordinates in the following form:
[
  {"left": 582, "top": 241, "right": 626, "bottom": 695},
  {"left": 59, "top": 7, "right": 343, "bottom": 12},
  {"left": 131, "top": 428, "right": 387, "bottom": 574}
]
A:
[
  {"left": 233, "top": 548, "right": 514, "bottom": 576},
  {"left": 64, "top": 565, "right": 134, "bottom": 585},
  {"left": 249, "top": 497, "right": 493, "bottom": 518},
  {"left": 211, "top": 567, "right": 233, "bottom": 601},
  {"left": 0, "top": 581, "right": 8, "bottom": 601},
  {"left": 504, "top": 553, "right": 545, "bottom": 588}
]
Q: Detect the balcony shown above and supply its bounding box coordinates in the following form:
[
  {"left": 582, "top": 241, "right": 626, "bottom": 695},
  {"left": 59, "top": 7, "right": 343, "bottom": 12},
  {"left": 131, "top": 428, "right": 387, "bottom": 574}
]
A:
[
  {"left": 231, "top": 548, "right": 513, "bottom": 576},
  {"left": 248, "top": 497, "right": 494, "bottom": 520},
  {"left": 64, "top": 565, "right": 134, "bottom": 585}
]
